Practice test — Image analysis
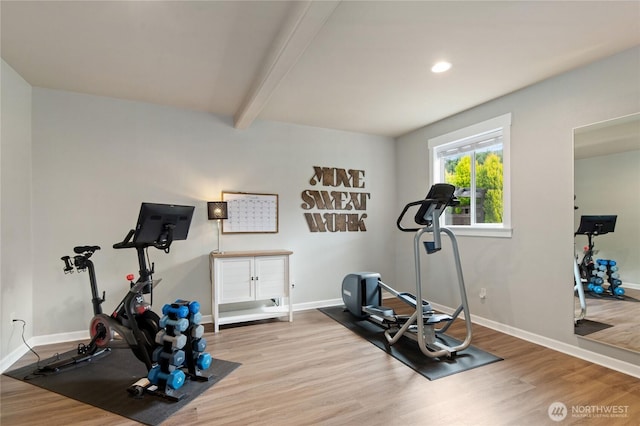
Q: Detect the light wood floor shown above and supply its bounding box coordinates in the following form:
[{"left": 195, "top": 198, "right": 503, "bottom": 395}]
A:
[
  {"left": 2, "top": 305, "right": 639, "bottom": 425},
  {"left": 576, "top": 287, "right": 640, "bottom": 353}
]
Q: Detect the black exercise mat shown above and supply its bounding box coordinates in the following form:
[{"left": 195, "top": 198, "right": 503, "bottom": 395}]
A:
[
  {"left": 319, "top": 306, "right": 502, "bottom": 380},
  {"left": 585, "top": 292, "right": 640, "bottom": 302},
  {"left": 574, "top": 319, "right": 614, "bottom": 336},
  {"left": 3, "top": 347, "right": 240, "bottom": 425}
]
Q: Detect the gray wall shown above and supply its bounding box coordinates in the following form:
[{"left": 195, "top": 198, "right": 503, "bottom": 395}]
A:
[
  {"left": 395, "top": 46, "right": 640, "bottom": 365},
  {"left": 1, "top": 60, "right": 33, "bottom": 360},
  {"left": 575, "top": 150, "right": 640, "bottom": 286},
  {"left": 1, "top": 72, "right": 396, "bottom": 360},
  {"left": 27, "top": 88, "right": 397, "bottom": 337}
]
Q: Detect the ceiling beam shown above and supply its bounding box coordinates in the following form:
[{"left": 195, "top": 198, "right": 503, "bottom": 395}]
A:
[{"left": 233, "top": 0, "right": 340, "bottom": 130}]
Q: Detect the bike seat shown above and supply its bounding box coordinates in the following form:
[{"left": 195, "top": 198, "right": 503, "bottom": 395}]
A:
[{"left": 74, "top": 245, "right": 101, "bottom": 254}]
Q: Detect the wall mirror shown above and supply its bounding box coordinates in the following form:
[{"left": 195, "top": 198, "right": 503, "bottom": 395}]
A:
[{"left": 573, "top": 112, "right": 640, "bottom": 353}]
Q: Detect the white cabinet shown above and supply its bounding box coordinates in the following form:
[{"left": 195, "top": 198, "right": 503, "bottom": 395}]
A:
[{"left": 211, "top": 250, "right": 293, "bottom": 332}]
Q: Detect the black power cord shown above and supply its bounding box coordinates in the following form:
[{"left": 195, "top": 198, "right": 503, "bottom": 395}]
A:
[{"left": 12, "top": 319, "right": 42, "bottom": 367}]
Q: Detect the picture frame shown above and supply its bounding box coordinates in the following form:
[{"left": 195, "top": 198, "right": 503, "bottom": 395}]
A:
[{"left": 221, "top": 191, "right": 279, "bottom": 234}]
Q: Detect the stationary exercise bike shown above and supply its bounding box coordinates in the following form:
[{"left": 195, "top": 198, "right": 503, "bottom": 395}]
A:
[
  {"left": 40, "top": 203, "right": 195, "bottom": 372},
  {"left": 575, "top": 214, "right": 624, "bottom": 298},
  {"left": 342, "top": 183, "right": 473, "bottom": 359}
]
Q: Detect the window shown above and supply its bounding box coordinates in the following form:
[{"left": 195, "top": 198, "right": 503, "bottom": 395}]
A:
[{"left": 428, "top": 113, "right": 512, "bottom": 237}]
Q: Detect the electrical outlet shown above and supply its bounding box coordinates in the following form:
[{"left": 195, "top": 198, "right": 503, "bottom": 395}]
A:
[{"left": 479, "top": 288, "right": 487, "bottom": 299}]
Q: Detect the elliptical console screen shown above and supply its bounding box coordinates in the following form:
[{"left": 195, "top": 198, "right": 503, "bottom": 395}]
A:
[{"left": 414, "top": 183, "right": 456, "bottom": 225}]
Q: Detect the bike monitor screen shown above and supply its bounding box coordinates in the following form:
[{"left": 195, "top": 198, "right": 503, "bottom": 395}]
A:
[
  {"left": 576, "top": 215, "right": 617, "bottom": 235},
  {"left": 133, "top": 203, "right": 195, "bottom": 244}
]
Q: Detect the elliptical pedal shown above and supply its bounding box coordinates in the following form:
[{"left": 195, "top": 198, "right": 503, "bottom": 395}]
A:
[
  {"left": 363, "top": 305, "right": 397, "bottom": 323},
  {"left": 424, "top": 313, "right": 453, "bottom": 325},
  {"left": 397, "top": 292, "right": 434, "bottom": 314},
  {"left": 363, "top": 305, "right": 394, "bottom": 317}
]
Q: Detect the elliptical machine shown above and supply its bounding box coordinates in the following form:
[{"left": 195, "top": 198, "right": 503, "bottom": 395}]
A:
[
  {"left": 41, "top": 203, "right": 194, "bottom": 373},
  {"left": 342, "top": 183, "right": 473, "bottom": 359}
]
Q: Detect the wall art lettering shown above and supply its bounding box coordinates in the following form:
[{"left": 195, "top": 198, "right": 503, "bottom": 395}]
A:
[{"left": 301, "top": 166, "right": 370, "bottom": 232}]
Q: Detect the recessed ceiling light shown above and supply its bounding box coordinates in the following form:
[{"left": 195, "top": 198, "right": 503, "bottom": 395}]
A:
[{"left": 431, "top": 61, "right": 452, "bottom": 73}]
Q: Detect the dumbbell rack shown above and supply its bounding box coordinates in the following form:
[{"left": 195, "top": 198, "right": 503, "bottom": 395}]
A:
[
  {"left": 587, "top": 259, "right": 625, "bottom": 299},
  {"left": 146, "top": 299, "right": 213, "bottom": 401}
]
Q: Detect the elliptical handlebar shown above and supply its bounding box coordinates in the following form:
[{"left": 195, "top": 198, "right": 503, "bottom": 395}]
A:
[
  {"left": 396, "top": 183, "right": 459, "bottom": 233},
  {"left": 397, "top": 200, "right": 431, "bottom": 232}
]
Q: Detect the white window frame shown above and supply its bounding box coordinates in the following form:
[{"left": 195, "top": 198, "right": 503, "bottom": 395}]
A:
[{"left": 428, "top": 113, "right": 512, "bottom": 238}]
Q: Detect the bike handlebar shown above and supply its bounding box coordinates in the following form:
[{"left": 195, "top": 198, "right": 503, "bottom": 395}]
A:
[
  {"left": 113, "top": 229, "right": 136, "bottom": 249},
  {"left": 112, "top": 226, "right": 174, "bottom": 253},
  {"left": 61, "top": 255, "right": 74, "bottom": 273}
]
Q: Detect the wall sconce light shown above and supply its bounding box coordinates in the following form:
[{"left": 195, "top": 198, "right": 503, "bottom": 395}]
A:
[{"left": 207, "top": 201, "right": 228, "bottom": 253}]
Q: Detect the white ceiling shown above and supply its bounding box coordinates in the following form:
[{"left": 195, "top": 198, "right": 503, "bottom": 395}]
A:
[
  {"left": 2, "top": 1, "right": 639, "bottom": 138},
  {"left": 574, "top": 113, "right": 640, "bottom": 159}
]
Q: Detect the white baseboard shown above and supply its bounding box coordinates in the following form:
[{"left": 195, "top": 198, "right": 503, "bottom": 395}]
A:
[
  {"left": 0, "top": 344, "right": 32, "bottom": 374},
  {"left": 294, "top": 298, "right": 344, "bottom": 311},
  {"left": 428, "top": 301, "right": 640, "bottom": 379},
  {"left": 0, "top": 330, "right": 91, "bottom": 373},
  {"left": 30, "top": 330, "right": 90, "bottom": 347}
]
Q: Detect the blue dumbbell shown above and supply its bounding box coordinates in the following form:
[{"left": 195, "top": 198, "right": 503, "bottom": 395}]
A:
[
  {"left": 196, "top": 352, "right": 212, "bottom": 370},
  {"left": 159, "top": 315, "right": 189, "bottom": 332},
  {"left": 148, "top": 366, "right": 186, "bottom": 390},
  {"left": 192, "top": 338, "right": 207, "bottom": 352},
  {"left": 162, "top": 304, "right": 189, "bottom": 319},
  {"left": 189, "top": 301, "right": 200, "bottom": 314},
  {"left": 189, "top": 311, "right": 203, "bottom": 325},
  {"left": 152, "top": 348, "right": 185, "bottom": 366}
]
